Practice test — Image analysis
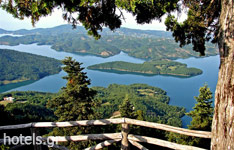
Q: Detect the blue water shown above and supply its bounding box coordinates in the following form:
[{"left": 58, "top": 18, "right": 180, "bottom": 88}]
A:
[
  {"left": 0, "top": 34, "right": 23, "bottom": 37},
  {"left": 0, "top": 43, "right": 220, "bottom": 127}
]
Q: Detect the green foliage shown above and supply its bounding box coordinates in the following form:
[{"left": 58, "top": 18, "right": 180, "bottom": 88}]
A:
[
  {"left": 165, "top": 1, "right": 221, "bottom": 55},
  {"left": 88, "top": 60, "right": 203, "bottom": 77},
  {"left": 0, "top": 49, "right": 61, "bottom": 85},
  {"left": 0, "top": 92, "right": 56, "bottom": 150},
  {"left": 187, "top": 84, "right": 213, "bottom": 131},
  {"left": 0, "top": 144, "right": 9, "bottom": 150},
  {"left": 47, "top": 57, "right": 98, "bottom": 149},
  {"left": 47, "top": 57, "right": 97, "bottom": 121},
  {"left": 93, "top": 83, "right": 185, "bottom": 125},
  {"left": 167, "top": 84, "right": 213, "bottom": 149},
  {"left": 0, "top": 0, "right": 179, "bottom": 39},
  {"left": 0, "top": 91, "right": 57, "bottom": 123},
  {"left": 6, "top": 103, "right": 55, "bottom": 123},
  {"left": 0, "top": 91, "right": 55, "bottom": 106},
  {"left": 0, "top": 26, "right": 218, "bottom": 60},
  {"left": 119, "top": 95, "right": 137, "bottom": 119},
  {"left": 0, "top": 0, "right": 221, "bottom": 56}
]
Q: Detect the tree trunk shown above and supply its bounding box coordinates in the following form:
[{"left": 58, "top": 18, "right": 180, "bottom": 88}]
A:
[
  {"left": 121, "top": 123, "right": 130, "bottom": 150},
  {"left": 211, "top": 0, "right": 234, "bottom": 149}
]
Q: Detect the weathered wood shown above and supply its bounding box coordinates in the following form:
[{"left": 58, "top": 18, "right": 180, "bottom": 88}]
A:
[
  {"left": 125, "top": 118, "right": 211, "bottom": 138},
  {"left": 32, "top": 118, "right": 125, "bottom": 128},
  {"left": 129, "top": 140, "right": 149, "bottom": 150},
  {"left": 128, "top": 134, "right": 206, "bottom": 150},
  {"left": 10, "top": 144, "right": 27, "bottom": 150},
  {"left": 0, "top": 118, "right": 211, "bottom": 139},
  {"left": 121, "top": 123, "right": 129, "bottom": 150},
  {"left": 84, "top": 139, "right": 120, "bottom": 150},
  {"left": 48, "top": 144, "right": 69, "bottom": 150},
  {"left": 0, "top": 123, "right": 32, "bottom": 130},
  {"left": 43, "top": 133, "right": 122, "bottom": 142},
  {"left": 31, "top": 128, "right": 42, "bottom": 150}
]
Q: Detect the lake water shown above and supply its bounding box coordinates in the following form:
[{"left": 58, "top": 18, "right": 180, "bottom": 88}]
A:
[
  {"left": 0, "top": 43, "right": 220, "bottom": 127},
  {"left": 0, "top": 34, "right": 23, "bottom": 37}
]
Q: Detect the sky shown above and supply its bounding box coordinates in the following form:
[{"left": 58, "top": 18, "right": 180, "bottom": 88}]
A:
[{"left": 0, "top": 8, "right": 186, "bottom": 31}]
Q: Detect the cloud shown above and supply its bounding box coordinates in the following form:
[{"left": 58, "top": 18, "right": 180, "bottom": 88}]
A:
[{"left": 0, "top": 8, "right": 66, "bottom": 30}]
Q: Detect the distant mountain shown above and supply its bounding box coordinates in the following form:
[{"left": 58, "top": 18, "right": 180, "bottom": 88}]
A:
[
  {"left": 0, "top": 25, "right": 218, "bottom": 60},
  {"left": 0, "top": 25, "right": 172, "bottom": 38},
  {"left": 0, "top": 29, "right": 9, "bottom": 34}
]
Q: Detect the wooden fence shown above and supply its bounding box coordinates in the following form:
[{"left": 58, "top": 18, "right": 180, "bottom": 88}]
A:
[{"left": 0, "top": 118, "right": 211, "bottom": 150}]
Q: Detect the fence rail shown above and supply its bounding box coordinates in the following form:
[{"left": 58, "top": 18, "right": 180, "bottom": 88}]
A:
[{"left": 0, "top": 118, "right": 211, "bottom": 150}]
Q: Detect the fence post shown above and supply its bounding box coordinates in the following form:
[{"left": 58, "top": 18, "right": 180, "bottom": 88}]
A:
[
  {"left": 121, "top": 121, "right": 130, "bottom": 150},
  {"left": 30, "top": 128, "right": 42, "bottom": 150}
]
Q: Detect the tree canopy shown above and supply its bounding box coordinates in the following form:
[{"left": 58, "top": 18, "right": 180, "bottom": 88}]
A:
[
  {"left": 47, "top": 57, "right": 98, "bottom": 149},
  {"left": 0, "top": 0, "right": 218, "bottom": 54},
  {"left": 167, "top": 84, "right": 213, "bottom": 149},
  {"left": 1, "top": 0, "right": 233, "bottom": 149}
]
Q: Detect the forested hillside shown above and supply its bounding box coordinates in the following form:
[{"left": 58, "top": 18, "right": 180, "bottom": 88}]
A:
[
  {"left": 88, "top": 60, "right": 202, "bottom": 77},
  {"left": 0, "top": 91, "right": 57, "bottom": 124},
  {"left": 0, "top": 25, "right": 218, "bottom": 60},
  {"left": 0, "top": 25, "right": 171, "bottom": 37},
  {"left": 94, "top": 84, "right": 185, "bottom": 126},
  {"left": 0, "top": 49, "right": 61, "bottom": 85},
  {"left": 0, "top": 83, "right": 185, "bottom": 127},
  {"left": 0, "top": 83, "right": 185, "bottom": 149}
]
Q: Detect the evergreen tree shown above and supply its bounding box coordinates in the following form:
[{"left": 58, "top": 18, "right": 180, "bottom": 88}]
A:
[
  {"left": 185, "top": 84, "right": 213, "bottom": 149},
  {"left": 187, "top": 84, "right": 213, "bottom": 131},
  {"left": 119, "top": 95, "right": 137, "bottom": 119},
  {"left": 47, "top": 57, "right": 98, "bottom": 149},
  {"left": 2, "top": 1, "right": 234, "bottom": 148},
  {"left": 167, "top": 84, "right": 213, "bottom": 149}
]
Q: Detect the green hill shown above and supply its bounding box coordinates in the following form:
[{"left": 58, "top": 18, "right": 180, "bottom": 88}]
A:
[
  {"left": 0, "top": 49, "right": 61, "bottom": 85},
  {"left": 94, "top": 83, "right": 185, "bottom": 125},
  {"left": 88, "top": 60, "right": 202, "bottom": 77},
  {"left": 0, "top": 25, "right": 218, "bottom": 60},
  {"left": 0, "top": 83, "right": 185, "bottom": 126}
]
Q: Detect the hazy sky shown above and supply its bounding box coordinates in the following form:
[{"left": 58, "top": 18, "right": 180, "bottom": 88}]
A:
[{"left": 0, "top": 8, "right": 186, "bottom": 31}]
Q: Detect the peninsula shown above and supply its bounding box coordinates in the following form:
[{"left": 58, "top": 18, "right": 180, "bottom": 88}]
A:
[{"left": 0, "top": 49, "right": 62, "bottom": 85}]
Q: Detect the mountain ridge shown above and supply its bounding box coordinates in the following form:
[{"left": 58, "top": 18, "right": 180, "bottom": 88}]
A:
[{"left": 0, "top": 24, "right": 172, "bottom": 38}]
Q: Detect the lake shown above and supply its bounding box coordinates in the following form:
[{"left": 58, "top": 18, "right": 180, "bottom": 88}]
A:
[{"left": 0, "top": 43, "right": 220, "bottom": 127}]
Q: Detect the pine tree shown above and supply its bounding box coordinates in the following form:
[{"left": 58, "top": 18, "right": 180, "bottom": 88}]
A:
[
  {"left": 185, "top": 84, "right": 213, "bottom": 149},
  {"left": 47, "top": 57, "right": 98, "bottom": 149},
  {"left": 119, "top": 95, "right": 137, "bottom": 119},
  {"left": 187, "top": 84, "right": 213, "bottom": 131},
  {"left": 3, "top": 1, "right": 234, "bottom": 148},
  {"left": 167, "top": 84, "right": 213, "bottom": 149}
]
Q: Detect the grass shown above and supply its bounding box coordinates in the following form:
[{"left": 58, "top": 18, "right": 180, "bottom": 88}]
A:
[{"left": 137, "top": 89, "right": 156, "bottom": 96}]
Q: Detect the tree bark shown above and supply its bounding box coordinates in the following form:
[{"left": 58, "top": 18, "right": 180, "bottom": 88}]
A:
[{"left": 211, "top": 0, "right": 234, "bottom": 149}]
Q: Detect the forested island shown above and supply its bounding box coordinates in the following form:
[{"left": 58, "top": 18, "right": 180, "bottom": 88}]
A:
[
  {"left": 0, "top": 25, "right": 218, "bottom": 60},
  {"left": 88, "top": 60, "right": 203, "bottom": 77},
  {"left": 0, "top": 49, "right": 61, "bottom": 85}
]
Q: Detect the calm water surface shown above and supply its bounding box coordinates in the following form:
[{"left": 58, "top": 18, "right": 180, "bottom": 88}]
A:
[
  {"left": 0, "top": 34, "right": 23, "bottom": 37},
  {"left": 0, "top": 43, "right": 220, "bottom": 127}
]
